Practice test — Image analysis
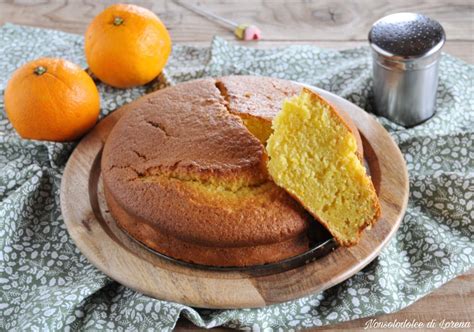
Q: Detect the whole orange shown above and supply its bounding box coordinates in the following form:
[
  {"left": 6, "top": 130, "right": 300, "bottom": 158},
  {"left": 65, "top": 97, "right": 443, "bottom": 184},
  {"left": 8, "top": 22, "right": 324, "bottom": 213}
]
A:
[
  {"left": 84, "top": 4, "right": 172, "bottom": 88},
  {"left": 4, "top": 58, "right": 100, "bottom": 141}
]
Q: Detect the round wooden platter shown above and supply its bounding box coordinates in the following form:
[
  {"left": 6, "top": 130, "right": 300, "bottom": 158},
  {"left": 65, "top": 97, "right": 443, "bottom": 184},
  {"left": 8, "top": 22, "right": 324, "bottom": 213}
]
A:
[{"left": 60, "top": 85, "right": 409, "bottom": 309}]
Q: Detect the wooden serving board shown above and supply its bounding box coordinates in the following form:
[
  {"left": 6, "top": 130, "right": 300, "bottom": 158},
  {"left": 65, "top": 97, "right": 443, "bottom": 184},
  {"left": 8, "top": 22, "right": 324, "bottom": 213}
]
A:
[{"left": 60, "top": 85, "right": 409, "bottom": 309}]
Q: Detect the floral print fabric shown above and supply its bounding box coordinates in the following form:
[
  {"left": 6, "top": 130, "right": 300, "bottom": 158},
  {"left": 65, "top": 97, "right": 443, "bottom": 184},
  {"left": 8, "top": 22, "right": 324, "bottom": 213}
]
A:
[{"left": 0, "top": 24, "right": 473, "bottom": 331}]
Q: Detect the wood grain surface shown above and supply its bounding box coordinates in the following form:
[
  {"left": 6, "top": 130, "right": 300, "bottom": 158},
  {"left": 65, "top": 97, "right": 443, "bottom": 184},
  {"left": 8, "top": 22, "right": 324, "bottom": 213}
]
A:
[
  {"left": 0, "top": 0, "right": 472, "bottom": 63},
  {"left": 175, "top": 270, "right": 474, "bottom": 331},
  {"left": 4, "top": 0, "right": 472, "bottom": 329}
]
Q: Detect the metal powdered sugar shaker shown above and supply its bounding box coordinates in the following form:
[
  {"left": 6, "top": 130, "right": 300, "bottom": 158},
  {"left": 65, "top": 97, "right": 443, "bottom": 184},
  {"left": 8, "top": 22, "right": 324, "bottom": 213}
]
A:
[{"left": 368, "top": 13, "right": 446, "bottom": 127}]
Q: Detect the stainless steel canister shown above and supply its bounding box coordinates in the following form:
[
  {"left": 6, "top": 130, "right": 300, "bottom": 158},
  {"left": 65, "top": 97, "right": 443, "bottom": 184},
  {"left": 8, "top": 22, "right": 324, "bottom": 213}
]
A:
[{"left": 368, "top": 13, "right": 446, "bottom": 127}]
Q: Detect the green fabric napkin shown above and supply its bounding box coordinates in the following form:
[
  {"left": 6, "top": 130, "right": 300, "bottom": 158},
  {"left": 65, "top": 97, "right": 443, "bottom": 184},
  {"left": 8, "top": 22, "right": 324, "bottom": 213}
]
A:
[{"left": 0, "top": 24, "right": 473, "bottom": 331}]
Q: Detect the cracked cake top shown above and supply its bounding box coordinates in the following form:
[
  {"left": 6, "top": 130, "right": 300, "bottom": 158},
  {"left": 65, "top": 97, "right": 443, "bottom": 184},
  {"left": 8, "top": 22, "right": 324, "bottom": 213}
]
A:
[{"left": 102, "top": 78, "right": 267, "bottom": 187}]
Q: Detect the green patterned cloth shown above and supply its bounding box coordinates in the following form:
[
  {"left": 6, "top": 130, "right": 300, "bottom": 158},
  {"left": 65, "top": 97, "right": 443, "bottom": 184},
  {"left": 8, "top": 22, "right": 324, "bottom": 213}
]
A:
[{"left": 0, "top": 23, "right": 473, "bottom": 331}]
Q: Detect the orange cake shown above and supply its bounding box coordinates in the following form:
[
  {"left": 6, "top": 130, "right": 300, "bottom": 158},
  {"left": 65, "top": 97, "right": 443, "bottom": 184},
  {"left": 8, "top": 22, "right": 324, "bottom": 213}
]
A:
[
  {"left": 267, "top": 88, "right": 381, "bottom": 246},
  {"left": 102, "top": 76, "right": 366, "bottom": 266}
]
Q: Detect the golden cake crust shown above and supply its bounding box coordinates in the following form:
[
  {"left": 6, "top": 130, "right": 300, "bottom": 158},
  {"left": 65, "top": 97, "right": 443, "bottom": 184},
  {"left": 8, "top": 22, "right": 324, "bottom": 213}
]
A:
[{"left": 104, "top": 187, "right": 310, "bottom": 266}]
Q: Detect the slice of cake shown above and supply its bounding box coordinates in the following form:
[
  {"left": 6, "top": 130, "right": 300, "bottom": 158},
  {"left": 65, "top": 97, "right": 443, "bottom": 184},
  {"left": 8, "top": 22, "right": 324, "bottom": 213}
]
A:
[{"left": 266, "top": 88, "right": 381, "bottom": 246}]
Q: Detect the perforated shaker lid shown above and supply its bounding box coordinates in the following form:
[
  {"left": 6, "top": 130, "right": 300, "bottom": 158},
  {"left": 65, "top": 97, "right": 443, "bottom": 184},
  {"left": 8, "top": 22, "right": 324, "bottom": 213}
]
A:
[{"left": 369, "top": 13, "right": 445, "bottom": 59}]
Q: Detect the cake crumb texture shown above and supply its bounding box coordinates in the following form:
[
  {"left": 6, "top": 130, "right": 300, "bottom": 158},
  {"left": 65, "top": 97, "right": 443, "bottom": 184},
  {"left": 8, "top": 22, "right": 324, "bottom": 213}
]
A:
[{"left": 267, "top": 88, "right": 381, "bottom": 246}]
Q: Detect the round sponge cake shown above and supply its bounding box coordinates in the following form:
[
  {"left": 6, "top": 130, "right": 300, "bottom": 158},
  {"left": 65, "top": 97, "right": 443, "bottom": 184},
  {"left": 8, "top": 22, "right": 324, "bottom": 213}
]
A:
[{"left": 102, "top": 76, "right": 362, "bottom": 267}]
